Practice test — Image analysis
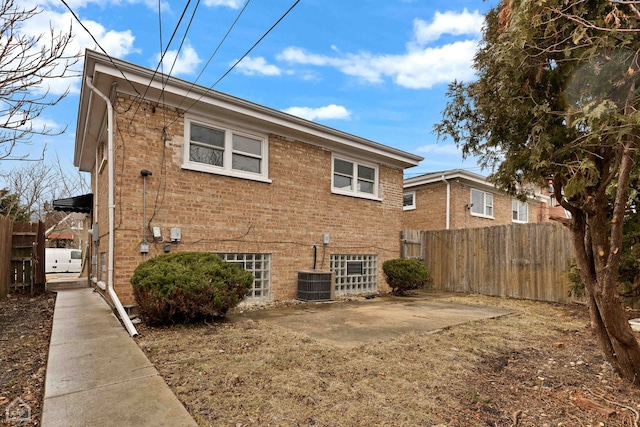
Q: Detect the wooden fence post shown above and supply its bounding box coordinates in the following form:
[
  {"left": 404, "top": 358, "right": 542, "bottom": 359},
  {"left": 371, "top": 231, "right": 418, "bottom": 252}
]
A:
[{"left": 0, "top": 215, "right": 13, "bottom": 300}]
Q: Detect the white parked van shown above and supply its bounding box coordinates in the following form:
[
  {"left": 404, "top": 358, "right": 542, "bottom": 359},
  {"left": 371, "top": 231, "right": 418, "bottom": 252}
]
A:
[{"left": 46, "top": 248, "right": 82, "bottom": 273}]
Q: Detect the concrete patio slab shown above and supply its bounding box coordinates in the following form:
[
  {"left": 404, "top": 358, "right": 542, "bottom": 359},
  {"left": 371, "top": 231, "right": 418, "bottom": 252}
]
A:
[
  {"left": 41, "top": 288, "right": 196, "bottom": 427},
  {"left": 232, "top": 292, "right": 513, "bottom": 348}
]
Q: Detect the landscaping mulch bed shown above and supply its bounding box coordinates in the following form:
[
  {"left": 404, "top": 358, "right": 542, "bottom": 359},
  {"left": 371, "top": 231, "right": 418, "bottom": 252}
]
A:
[
  {"left": 136, "top": 295, "right": 640, "bottom": 427},
  {"left": 0, "top": 292, "right": 55, "bottom": 427}
]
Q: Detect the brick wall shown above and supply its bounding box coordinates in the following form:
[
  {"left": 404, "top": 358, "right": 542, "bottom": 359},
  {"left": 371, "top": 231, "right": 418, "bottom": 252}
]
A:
[
  {"left": 402, "top": 183, "right": 448, "bottom": 230},
  {"left": 403, "top": 179, "right": 547, "bottom": 231},
  {"left": 91, "top": 95, "right": 404, "bottom": 305}
]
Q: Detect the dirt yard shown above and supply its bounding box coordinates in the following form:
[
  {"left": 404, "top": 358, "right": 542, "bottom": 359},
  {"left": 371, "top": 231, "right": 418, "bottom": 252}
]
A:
[
  {"left": 0, "top": 292, "right": 55, "bottom": 426},
  {"left": 136, "top": 294, "right": 640, "bottom": 427}
]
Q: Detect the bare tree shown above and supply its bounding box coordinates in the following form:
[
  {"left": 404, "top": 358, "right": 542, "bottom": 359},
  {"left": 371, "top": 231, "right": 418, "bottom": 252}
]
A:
[
  {"left": 2, "top": 155, "right": 90, "bottom": 221},
  {"left": 0, "top": 0, "right": 79, "bottom": 160}
]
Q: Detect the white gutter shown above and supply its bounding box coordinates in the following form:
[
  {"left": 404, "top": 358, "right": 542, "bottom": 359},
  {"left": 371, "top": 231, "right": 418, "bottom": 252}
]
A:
[
  {"left": 441, "top": 175, "right": 451, "bottom": 230},
  {"left": 85, "top": 76, "right": 138, "bottom": 337}
]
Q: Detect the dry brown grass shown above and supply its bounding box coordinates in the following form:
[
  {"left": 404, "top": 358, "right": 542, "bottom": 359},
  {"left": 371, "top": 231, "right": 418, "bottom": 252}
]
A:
[
  {"left": 136, "top": 294, "right": 640, "bottom": 426},
  {"left": 0, "top": 292, "right": 56, "bottom": 427}
]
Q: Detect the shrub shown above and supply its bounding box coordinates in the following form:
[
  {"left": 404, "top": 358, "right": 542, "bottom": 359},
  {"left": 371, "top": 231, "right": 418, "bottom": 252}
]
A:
[
  {"left": 131, "top": 252, "right": 253, "bottom": 325},
  {"left": 382, "top": 258, "right": 432, "bottom": 295},
  {"left": 566, "top": 262, "right": 585, "bottom": 299}
]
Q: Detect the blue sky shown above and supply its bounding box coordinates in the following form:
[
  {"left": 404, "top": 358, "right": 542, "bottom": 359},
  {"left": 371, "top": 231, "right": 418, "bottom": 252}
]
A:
[{"left": 8, "top": 0, "right": 499, "bottom": 179}]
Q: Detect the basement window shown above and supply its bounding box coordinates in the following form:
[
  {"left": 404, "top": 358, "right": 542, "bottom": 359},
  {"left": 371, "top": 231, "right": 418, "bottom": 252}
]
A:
[
  {"left": 330, "top": 254, "right": 378, "bottom": 294},
  {"left": 216, "top": 253, "right": 271, "bottom": 300}
]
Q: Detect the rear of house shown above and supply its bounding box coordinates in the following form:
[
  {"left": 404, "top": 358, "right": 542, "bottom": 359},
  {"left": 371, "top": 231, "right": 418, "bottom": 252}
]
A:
[
  {"left": 403, "top": 170, "right": 549, "bottom": 231},
  {"left": 75, "top": 50, "right": 422, "bottom": 307}
]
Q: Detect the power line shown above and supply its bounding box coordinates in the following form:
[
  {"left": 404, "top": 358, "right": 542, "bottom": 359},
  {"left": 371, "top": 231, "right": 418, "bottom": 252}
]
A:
[
  {"left": 157, "top": 0, "right": 165, "bottom": 125},
  {"left": 128, "top": 0, "right": 195, "bottom": 125},
  {"left": 158, "top": 0, "right": 164, "bottom": 75},
  {"left": 211, "top": 0, "right": 300, "bottom": 88},
  {"left": 167, "top": 0, "right": 300, "bottom": 128},
  {"left": 60, "top": 0, "right": 142, "bottom": 96},
  {"left": 156, "top": 0, "right": 204, "bottom": 106},
  {"left": 147, "top": 0, "right": 244, "bottom": 229},
  {"left": 171, "top": 0, "right": 252, "bottom": 113},
  {"left": 169, "top": 0, "right": 203, "bottom": 78}
]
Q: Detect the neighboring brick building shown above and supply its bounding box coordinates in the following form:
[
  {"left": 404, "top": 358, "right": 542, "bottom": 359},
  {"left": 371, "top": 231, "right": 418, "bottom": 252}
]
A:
[
  {"left": 74, "top": 50, "right": 422, "bottom": 307},
  {"left": 402, "top": 169, "right": 550, "bottom": 231}
]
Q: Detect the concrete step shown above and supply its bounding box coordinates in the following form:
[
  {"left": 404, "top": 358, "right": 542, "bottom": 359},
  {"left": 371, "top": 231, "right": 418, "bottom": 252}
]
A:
[{"left": 47, "top": 277, "right": 88, "bottom": 291}]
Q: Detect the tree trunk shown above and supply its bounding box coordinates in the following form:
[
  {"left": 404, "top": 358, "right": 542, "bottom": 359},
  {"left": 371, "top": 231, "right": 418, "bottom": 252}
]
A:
[{"left": 571, "top": 140, "right": 640, "bottom": 386}]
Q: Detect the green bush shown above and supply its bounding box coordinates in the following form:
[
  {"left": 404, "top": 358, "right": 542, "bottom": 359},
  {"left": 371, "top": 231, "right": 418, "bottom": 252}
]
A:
[
  {"left": 131, "top": 252, "right": 253, "bottom": 325},
  {"left": 566, "top": 262, "right": 586, "bottom": 299},
  {"left": 382, "top": 258, "right": 432, "bottom": 295}
]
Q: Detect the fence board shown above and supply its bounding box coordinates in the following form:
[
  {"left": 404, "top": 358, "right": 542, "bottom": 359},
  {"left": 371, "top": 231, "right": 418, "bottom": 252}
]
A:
[
  {"left": 9, "top": 222, "right": 45, "bottom": 294},
  {"left": 0, "top": 215, "right": 12, "bottom": 300},
  {"left": 403, "top": 223, "right": 574, "bottom": 303}
]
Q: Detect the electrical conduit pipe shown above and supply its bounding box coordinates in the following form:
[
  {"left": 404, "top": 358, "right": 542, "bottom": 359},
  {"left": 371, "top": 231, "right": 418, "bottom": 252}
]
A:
[{"left": 85, "top": 77, "right": 138, "bottom": 337}]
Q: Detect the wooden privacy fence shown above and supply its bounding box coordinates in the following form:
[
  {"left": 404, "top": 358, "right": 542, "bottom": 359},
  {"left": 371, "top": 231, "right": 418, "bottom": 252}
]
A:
[
  {"left": 0, "top": 218, "right": 45, "bottom": 298},
  {"left": 0, "top": 215, "right": 12, "bottom": 300},
  {"left": 402, "top": 223, "right": 575, "bottom": 303}
]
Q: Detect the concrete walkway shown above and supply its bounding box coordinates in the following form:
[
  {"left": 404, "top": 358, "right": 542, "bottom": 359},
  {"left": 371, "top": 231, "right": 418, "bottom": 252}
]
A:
[{"left": 41, "top": 288, "right": 197, "bottom": 427}]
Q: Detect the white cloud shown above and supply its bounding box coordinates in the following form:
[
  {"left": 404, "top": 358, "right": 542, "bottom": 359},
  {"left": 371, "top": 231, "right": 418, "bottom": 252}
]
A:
[
  {"left": 276, "top": 9, "right": 483, "bottom": 89},
  {"left": 377, "top": 40, "right": 479, "bottom": 88},
  {"left": 156, "top": 45, "right": 201, "bottom": 76},
  {"left": 277, "top": 48, "right": 383, "bottom": 83},
  {"left": 36, "top": 0, "right": 171, "bottom": 14},
  {"left": 79, "top": 21, "right": 136, "bottom": 59},
  {"left": 282, "top": 104, "right": 351, "bottom": 121},
  {"left": 415, "top": 143, "right": 462, "bottom": 155},
  {"left": 30, "top": 117, "right": 64, "bottom": 132},
  {"left": 12, "top": 6, "right": 137, "bottom": 96},
  {"left": 412, "top": 9, "right": 484, "bottom": 45},
  {"left": 235, "top": 56, "right": 282, "bottom": 76},
  {"left": 0, "top": 113, "right": 64, "bottom": 137},
  {"left": 278, "top": 40, "right": 477, "bottom": 89},
  {"left": 203, "top": 0, "right": 243, "bottom": 8}
]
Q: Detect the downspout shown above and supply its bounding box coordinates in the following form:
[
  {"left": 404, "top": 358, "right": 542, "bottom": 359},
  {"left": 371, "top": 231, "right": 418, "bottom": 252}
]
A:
[
  {"left": 85, "top": 76, "right": 138, "bottom": 337},
  {"left": 441, "top": 175, "right": 450, "bottom": 230}
]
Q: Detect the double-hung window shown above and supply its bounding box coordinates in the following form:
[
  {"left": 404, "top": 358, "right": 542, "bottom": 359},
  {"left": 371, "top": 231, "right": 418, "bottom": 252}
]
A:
[
  {"left": 470, "top": 188, "right": 494, "bottom": 218},
  {"left": 403, "top": 192, "right": 416, "bottom": 210},
  {"left": 512, "top": 199, "right": 529, "bottom": 223},
  {"left": 332, "top": 156, "right": 379, "bottom": 200},
  {"left": 183, "top": 118, "right": 270, "bottom": 182}
]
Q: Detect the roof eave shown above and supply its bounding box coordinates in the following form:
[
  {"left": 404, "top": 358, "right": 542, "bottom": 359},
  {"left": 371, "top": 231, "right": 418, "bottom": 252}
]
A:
[{"left": 75, "top": 50, "right": 423, "bottom": 171}]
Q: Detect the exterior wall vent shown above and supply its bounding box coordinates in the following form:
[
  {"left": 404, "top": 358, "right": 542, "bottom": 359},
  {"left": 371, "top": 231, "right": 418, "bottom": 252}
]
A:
[{"left": 297, "top": 270, "right": 334, "bottom": 301}]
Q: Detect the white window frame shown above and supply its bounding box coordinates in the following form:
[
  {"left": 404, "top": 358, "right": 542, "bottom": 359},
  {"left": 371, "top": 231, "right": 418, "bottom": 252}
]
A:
[
  {"left": 182, "top": 117, "right": 271, "bottom": 183},
  {"left": 403, "top": 192, "right": 416, "bottom": 210},
  {"left": 511, "top": 199, "right": 529, "bottom": 223},
  {"left": 470, "top": 188, "right": 494, "bottom": 219},
  {"left": 331, "top": 155, "right": 380, "bottom": 201}
]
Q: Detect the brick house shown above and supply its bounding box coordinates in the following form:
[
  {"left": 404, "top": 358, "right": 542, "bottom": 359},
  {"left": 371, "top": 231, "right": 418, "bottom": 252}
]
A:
[
  {"left": 402, "top": 169, "right": 550, "bottom": 231},
  {"left": 74, "top": 50, "right": 422, "bottom": 310}
]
